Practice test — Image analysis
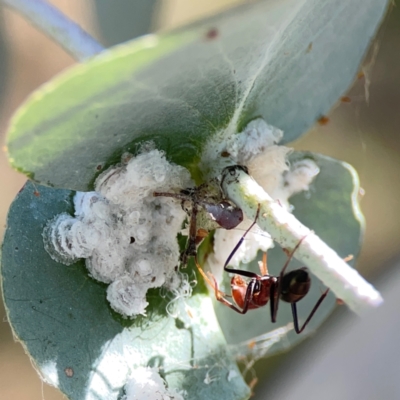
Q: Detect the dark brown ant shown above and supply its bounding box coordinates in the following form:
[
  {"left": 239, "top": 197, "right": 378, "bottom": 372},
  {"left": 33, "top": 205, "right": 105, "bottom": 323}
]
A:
[
  {"left": 154, "top": 180, "right": 243, "bottom": 264},
  {"left": 195, "top": 205, "right": 329, "bottom": 334}
]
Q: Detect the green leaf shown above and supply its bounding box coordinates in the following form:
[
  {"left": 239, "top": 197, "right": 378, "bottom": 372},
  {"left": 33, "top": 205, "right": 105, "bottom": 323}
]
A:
[
  {"left": 1, "top": 182, "right": 250, "bottom": 400},
  {"left": 215, "top": 152, "right": 364, "bottom": 352},
  {"left": 6, "top": 0, "right": 388, "bottom": 190}
]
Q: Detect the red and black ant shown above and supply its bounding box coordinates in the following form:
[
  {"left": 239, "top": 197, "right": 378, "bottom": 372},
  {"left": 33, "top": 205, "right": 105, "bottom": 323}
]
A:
[
  {"left": 154, "top": 180, "right": 243, "bottom": 264},
  {"left": 196, "top": 205, "right": 329, "bottom": 334}
]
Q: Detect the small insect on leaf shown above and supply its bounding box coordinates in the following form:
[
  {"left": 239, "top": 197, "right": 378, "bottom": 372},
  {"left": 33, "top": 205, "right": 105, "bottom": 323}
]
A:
[
  {"left": 317, "top": 115, "right": 330, "bottom": 125},
  {"left": 205, "top": 27, "right": 219, "bottom": 40},
  {"left": 220, "top": 150, "right": 231, "bottom": 158},
  {"left": 340, "top": 96, "right": 351, "bottom": 103}
]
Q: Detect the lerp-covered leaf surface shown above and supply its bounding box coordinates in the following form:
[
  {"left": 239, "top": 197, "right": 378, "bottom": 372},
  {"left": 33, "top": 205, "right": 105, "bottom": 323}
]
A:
[{"left": 1, "top": 182, "right": 250, "bottom": 400}]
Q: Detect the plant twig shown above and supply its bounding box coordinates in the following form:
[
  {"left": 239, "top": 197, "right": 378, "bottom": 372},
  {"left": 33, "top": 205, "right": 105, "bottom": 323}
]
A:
[
  {"left": 221, "top": 166, "right": 383, "bottom": 315},
  {"left": 2, "top": 0, "right": 104, "bottom": 61}
]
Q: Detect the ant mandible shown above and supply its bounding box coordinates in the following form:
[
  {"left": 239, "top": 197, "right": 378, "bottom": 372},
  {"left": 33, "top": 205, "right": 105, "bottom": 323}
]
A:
[{"left": 195, "top": 205, "right": 329, "bottom": 334}]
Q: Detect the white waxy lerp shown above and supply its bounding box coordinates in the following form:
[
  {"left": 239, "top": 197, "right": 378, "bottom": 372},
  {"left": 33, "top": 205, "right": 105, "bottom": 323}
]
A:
[{"left": 43, "top": 147, "right": 193, "bottom": 317}]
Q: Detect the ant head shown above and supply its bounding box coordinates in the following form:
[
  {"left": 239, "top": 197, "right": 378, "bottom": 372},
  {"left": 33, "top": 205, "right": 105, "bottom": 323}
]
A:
[{"left": 280, "top": 267, "right": 311, "bottom": 303}]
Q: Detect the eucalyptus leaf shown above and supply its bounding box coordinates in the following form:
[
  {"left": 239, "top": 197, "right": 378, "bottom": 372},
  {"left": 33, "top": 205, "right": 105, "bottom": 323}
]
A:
[
  {"left": 6, "top": 0, "right": 388, "bottom": 191},
  {"left": 1, "top": 182, "right": 250, "bottom": 400},
  {"left": 215, "top": 152, "right": 364, "bottom": 353}
]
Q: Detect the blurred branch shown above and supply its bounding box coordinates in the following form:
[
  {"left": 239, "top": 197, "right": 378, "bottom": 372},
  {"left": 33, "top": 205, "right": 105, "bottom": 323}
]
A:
[
  {"left": 93, "top": 0, "right": 157, "bottom": 47},
  {"left": 2, "top": 0, "right": 104, "bottom": 61},
  {"left": 0, "top": 6, "right": 8, "bottom": 114}
]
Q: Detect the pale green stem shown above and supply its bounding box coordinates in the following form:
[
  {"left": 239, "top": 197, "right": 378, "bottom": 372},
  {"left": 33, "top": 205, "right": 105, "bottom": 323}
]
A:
[
  {"left": 221, "top": 166, "right": 383, "bottom": 316},
  {"left": 2, "top": 0, "right": 104, "bottom": 61}
]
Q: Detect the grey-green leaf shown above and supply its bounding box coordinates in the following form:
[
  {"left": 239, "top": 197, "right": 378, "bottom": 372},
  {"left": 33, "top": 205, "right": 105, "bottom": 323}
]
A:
[
  {"left": 1, "top": 182, "right": 250, "bottom": 400},
  {"left": 6, "top": 0, "right": 388, "bottom": 191}
]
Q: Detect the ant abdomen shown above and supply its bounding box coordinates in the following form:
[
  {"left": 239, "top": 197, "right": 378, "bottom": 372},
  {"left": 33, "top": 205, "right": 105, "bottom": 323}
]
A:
[{"left": 280, "top": 267, "right": 311, "bottom": 303}]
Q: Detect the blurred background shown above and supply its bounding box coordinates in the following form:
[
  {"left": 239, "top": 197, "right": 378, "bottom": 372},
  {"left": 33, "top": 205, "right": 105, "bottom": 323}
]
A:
[{"left": 0, "top": 1, "right": 399, "bottom": 399}]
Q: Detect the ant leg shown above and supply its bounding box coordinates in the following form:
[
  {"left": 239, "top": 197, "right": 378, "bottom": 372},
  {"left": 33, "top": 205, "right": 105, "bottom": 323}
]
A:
[
  {"left": 289, "top": 253, "right": 351, "bottom": 330},
  {"left": 213, "top": 277, "right": 257, "bottom": 314},
  {"left": 270, "top": 280, "right": 278, "bottom": 323},
  {"left": 238, "top": 279, "right": 258, "bottom": 314},
  {"left": 195, "top": 257, "right": 256, "bottom": 314},
  {"left": 223, "top": 204, "right": 261, "bottom": 279},
  {"left": 258, "top": 252, "right": 269, "bottom": 275},
  {"left": 187, "top": 204, "right": 198, "bottom": 256},
  {"left": 194, "top": 256, "right": 226, "bottom": 298},
  {"left": 291, "top": 288, "right": 329, "bottom": 334},
  {"left": 279, "top": 236, "right": 307, "bottom": 277},
  {"left": 273, "top": 236, "right": 308, "bottom": 322},
  {"left": 181, "top": 205, "right": 199, "bottom": 265},
  {"left": 290, "top": 251, "right": 350, "bottom": 332},
  {"left": 153, "top": 191, "right": 189, "bottom": 202},
  {"left": 154, "top": 190, "right": 199, "bottom": 265}
]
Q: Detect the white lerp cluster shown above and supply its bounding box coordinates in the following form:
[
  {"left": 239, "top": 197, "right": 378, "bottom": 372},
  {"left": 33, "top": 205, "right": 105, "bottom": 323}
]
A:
[
  {"left": 43, "top": 148, "right": 193, "bottom": 317},
  {"left": 204, "top": 119, "right": 320, "bottom": 281},
  {"left": 122, "top": 367, "right": 184, "bottom": 400}
]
